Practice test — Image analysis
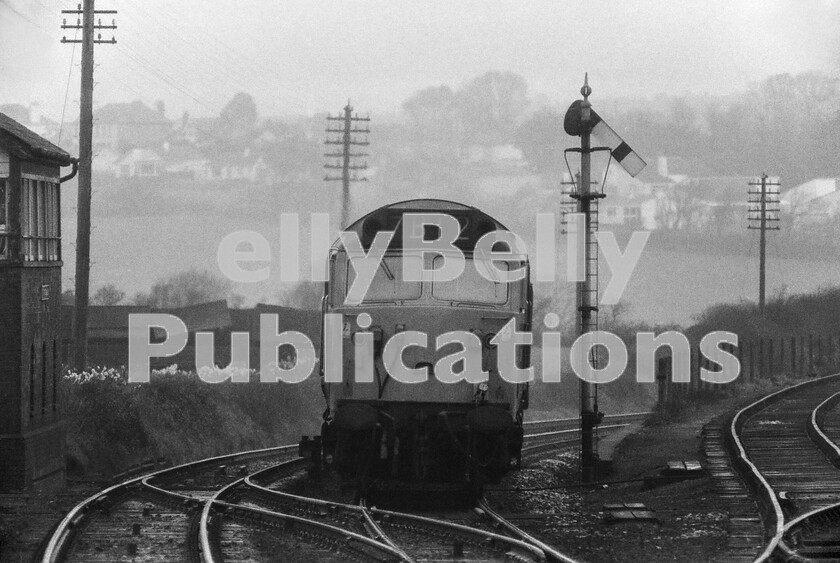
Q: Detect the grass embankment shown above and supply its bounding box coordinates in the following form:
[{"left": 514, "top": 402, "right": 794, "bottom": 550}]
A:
[
  {"left": 689, "top": 286, "right": 840, "bottom": 350},
  {"left": 60, "top": 366, "right": 324, "bottom": 478},
  {"left": 556, "top": 286, "right": 840, "bottom": 561}
]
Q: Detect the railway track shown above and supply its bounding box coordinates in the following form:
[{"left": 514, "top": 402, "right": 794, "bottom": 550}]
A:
[
  {"left": 725, "top": 374, "right": 840, "bottom": 562},
  {"left": 36, "top": 412, "right": 650, "bottom": 562},
  {"left": 522, "top": 411, "right": 651, "bottom": 436},
  {"left": 38, "top": 445, "right": 301, "bottom": 562},
  {"left": 198, "top": 443, "right": 582, "bottom": 561}
]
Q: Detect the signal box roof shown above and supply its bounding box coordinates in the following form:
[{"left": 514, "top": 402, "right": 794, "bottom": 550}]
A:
[{"left": 0, "top": 112, "right": 73, "bottom": 166}]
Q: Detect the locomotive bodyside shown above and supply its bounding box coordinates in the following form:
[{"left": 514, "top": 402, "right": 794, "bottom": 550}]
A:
[{"left": 319, "top": 199, "right": 531, "bottom": 487}]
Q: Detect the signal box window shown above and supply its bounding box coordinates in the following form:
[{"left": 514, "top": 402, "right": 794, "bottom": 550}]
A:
[
  {"left": 0, "top": 179, "right": 7, "bottom": 259},
  {"left": 21, "top": 178, "right": 60, "bottom": 262}
]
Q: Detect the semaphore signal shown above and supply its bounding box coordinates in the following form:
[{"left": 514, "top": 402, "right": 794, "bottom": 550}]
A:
[{"left": 564, "top": 74, "right": 646, "bottom": 482}]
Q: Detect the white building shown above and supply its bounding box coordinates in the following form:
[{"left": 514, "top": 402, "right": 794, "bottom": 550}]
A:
[{"left": 114, "top": 148, "right": 162, "bottom": 178}]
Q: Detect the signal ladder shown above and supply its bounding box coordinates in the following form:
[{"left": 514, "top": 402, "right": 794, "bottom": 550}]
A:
[{"left": 560, "top": 175, "right": 602, "bottom": 457}]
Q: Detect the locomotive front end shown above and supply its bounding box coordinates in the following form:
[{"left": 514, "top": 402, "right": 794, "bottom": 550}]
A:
[{"left": 318, "top": 200, "right": 532, "bottom": 491}]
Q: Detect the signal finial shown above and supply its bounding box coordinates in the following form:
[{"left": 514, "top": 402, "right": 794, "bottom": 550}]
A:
[{"left": 581, "top": 73, "right": 592, "bottom": 101}]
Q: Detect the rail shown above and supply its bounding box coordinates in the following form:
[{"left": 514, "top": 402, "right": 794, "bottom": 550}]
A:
[
  {"left": 40, "top": 444, "right": 298, "bottom": 562},
  {"left": 41, "top": 412, "right": 651, "bottom": 562},
  {"left": 725, "top": 373, "right": 840, "bottom": 563}
]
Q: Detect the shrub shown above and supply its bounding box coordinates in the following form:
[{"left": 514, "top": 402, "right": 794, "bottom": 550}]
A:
[{"left": 60, "top": 365, "right": 323, "bottom": 477}]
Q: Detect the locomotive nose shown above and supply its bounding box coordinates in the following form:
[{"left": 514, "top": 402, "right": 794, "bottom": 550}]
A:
[{"left": 333, "top": 402, "right": 379, "bottom": 432}]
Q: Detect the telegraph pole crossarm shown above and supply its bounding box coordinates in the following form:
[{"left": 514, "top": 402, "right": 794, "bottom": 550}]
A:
[{"left": 61, "top": 4, "right": 117, "bottom": 44}]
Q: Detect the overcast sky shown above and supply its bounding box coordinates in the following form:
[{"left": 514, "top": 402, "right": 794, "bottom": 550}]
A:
[{"left": 1, "top": 0, "right": 839, "bottom": 123}]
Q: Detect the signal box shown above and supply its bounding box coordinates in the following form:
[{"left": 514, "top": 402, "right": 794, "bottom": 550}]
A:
[{"left": 0, "top": 113, "right": 74, "bottom": 491}]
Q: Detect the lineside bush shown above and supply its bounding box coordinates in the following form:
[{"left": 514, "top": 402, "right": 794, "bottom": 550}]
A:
[{"left": 59, "top": 365, "right": 323, "bottom": 477}]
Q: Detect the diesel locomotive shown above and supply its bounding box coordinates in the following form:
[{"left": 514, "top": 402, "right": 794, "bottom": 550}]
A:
[{"left": 317, "top": 199, "right": 532, "bottom": 491}]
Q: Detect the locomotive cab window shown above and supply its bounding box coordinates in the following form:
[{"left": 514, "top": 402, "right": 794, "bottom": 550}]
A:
[
  {"left": 346, "top": 255, "right": 422, "bottom": 303},
  {"left": 432, "top": 256, "right": 508, "bottom": 305}
]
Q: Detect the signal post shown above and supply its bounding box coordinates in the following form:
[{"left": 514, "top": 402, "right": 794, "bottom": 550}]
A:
[{"left": 563, "top": 75, "right": 646, "bottom": 481}]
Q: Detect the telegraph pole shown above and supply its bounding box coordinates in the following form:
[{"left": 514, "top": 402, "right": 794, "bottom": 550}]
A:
[
  {"left": 748, "top": 173, "right": 780, "bottom": 314},
  {"left": 324, "top": 103, "right": 369, "bottom": 228},
  {"left": 61, "top": 1, "right": 116, "bottom": 370}
]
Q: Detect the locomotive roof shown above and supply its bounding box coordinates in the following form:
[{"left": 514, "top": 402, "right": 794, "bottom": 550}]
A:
[
  {"left": 334, "top": 198, "right": 517, "bottom": 253},
  {"left": 346, "top": 199, "right": 508, "bottom": 230}
]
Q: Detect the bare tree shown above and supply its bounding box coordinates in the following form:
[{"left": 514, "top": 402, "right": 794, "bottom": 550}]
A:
[
  {"left": 654, "top": 181, "right": 704, "bottom": 231},
  {"left": 133, "top": 270, "right": 234, "bottom": 308},
  {"left": 92, "top": 284, "right": 126, "bottom": 306},
  {"left": 278, "top": 282, "right": 323, "bottom": 310}
]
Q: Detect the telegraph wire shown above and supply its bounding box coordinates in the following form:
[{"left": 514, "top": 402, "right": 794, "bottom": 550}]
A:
[
  {"left": 117, "top": 2, "right": 336, "bottom": 113},
  {"left": 58, "top": 24, "right": 79, "bottom": 145}
]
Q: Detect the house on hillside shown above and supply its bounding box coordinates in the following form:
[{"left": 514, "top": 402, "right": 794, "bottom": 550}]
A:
[
  {"left": 781, "top": 178, "right": 840, "bottom": 228},
  {"left": 651, "top": 155, "right": 724, "bottom": 183},
  {"left": 67, "top": 101, "right": 171, "bottom": 153},
  {"left": 651, "top": 176, "right": 751, "bottom": 232},
  {"left": 91, "top": 147, "right": 122, "bottom": 175},
  {"left": 173, "top": 115, "right": 215, "bottom": 146},
  {"left": 213, "top": 148, "right": 268, "bottom": 182},
  {"left": 632, "top": 155, "right": 751, "bottom": 232},
  {"left": 635, "top": 156, "right": 675, "bottom": 189},
  {"left": 600, "top": 193, "right": 658, "bottom": 230},
  {"left": 114, "top": 148, "right": 163, "bottom": 178},
  {"left": 463, "top": 143, "right": 543, "bottom": 197},
  {"left": 0, "top": 103, "right": 61, "bottom": 145},
  {"left": 162, "top": 142, "right": 213, "bottom": 180}
]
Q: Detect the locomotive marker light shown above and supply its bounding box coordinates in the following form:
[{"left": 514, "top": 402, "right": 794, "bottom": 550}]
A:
[{"left": 563, "top": 74, "right": 647, "bottom": 481}]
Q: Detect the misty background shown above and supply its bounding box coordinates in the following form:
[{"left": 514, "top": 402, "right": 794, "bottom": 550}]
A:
[{"left": 2, "top": 0, "right": 840, "bottom": 328}]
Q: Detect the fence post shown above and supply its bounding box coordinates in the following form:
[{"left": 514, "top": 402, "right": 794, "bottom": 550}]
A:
[
  {"left": 738, "top": 342, "right": 744, "bottom": 383},
  {"left": 749, "top": 342, "right": 754, "bottom": 382},
  {"left": 818, "top": 335, "right": 823, "bottom": 373},
  {"left": 779, "top": 337, "right": 785, "bottom": 376},
  {"left": 759, "top": 338, "right": 764, "bottom": 378},
  {"left": 800, "top": 335, "right": 805, "bottom": 376},
  {"left": 768, "top": 339, "right": 774, "bottom": 377}
]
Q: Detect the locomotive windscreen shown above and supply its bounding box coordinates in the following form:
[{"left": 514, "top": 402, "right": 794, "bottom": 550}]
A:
[
  {"left": 346, "top": 256, "right": 422, "bottom": 302},
  {"left": 431, "top": 257, "right": 509, "bottom": 304}
]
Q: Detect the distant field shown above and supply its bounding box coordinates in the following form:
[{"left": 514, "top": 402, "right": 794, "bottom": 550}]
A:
[
  {"left": 618, "top": 247, "right": 839, "bottom": 326},
  {"left": 60, "top": 207, "right": 839, "bottom": 328}
]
